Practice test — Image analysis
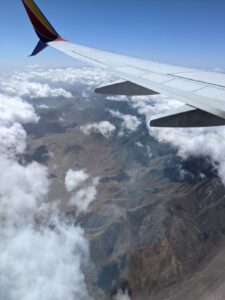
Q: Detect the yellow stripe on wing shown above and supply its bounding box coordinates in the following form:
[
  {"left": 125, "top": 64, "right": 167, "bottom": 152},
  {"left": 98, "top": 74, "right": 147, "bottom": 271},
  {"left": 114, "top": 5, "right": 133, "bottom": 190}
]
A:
[{"left": 23, "top": 0, "right": 57, "bottom": 35}]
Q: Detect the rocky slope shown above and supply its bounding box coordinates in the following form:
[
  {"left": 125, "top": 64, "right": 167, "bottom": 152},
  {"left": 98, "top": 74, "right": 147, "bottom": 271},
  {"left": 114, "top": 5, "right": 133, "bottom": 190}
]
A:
[{"left": 24, "top": 92, "right": 225, "bottom": 300}]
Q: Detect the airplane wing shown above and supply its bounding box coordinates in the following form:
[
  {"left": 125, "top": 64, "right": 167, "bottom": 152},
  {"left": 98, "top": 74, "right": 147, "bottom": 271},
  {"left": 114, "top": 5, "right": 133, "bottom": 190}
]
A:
[{"left": 22, "top": 0, "right": 225, "bottom": 127}]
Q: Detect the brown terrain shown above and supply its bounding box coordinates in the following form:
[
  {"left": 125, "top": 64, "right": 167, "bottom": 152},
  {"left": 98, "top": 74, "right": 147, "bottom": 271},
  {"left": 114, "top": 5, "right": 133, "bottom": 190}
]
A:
[{"left": 24, "top": 92, "right": 225, "bottom": 300}]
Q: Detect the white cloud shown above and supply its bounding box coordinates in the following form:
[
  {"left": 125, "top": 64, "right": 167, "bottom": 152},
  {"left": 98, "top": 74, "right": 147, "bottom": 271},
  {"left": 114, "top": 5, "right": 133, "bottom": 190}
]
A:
[
  {"left": 0, "top": 159, "right": 92, "bottom": 300},
  {"left": 65, "top": 169, "right": 100, "bottom": 214},
  {"left": 0, "top": 124, "right": 27, "bottom": 156},
  {"left": 0, "top": 157, "right": 92, "bottom": 300},
  {"left": 70, "top": 180, "right": 99, "bottom": 213},
  {"left": 135, "top": 141, "right": 144, "bottom": 148},
  {"left": 0, "top": 219, "right": 91, "bottom": 300},
  {"left": 108, "top": 109, "right": 141, "bottom": 134},
  {"left": 150, "top": 125, "right": 225, "bottom": 183},
  {"left": 0, "top": 159, "right": 49, "bottom": 225},
  {"left": 0, "top": 94, "right": 39, "bottom": 126},
  {"left": 65, "top": 169, "right": 89, "bottom": 192},
  {"left": 27, "top": 67, "right": 115, "bottom": 87},
  {"left": 214, "top": 67, "right": 224, "bottom": 73},
  {"left": 134, "top": 142, "right": 152, "bottom": 157},
  {"left": 80, "top": 121, "right": 116, "bottom": 138},
  {"left": 0, "top": 93, "right": 38, "bottom": 156},
  {"left": 0, "top": 70, "right": 93, "bottom": 300},
  {"left": 106, "top": 95, "right": 129, "bottom": 102},
  {"left": 0, "top": 72, "right": 72, "bottom": 99},
  {"left": 130, "top": 94, "right": 225, "bottom": 184},
  {"left": 131, "top": 94, "right": 182, "bottom": 125},
  {"left": 1, "top": 80, "right": 72, "bottom": 99},
  {"left": 37, "top": 104, "right": 50, "bottom": 110},
  {"left": 114, "top": 290, "right": 131, "bottom": 300}
]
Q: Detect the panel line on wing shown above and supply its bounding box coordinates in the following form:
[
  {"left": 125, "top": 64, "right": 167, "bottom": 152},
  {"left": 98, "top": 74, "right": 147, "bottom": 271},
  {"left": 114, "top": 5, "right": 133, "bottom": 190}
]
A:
[
  {"left": 71, "top": 50, "right": 111, "bottom": 68},
  {"left": 168, "top": 74, "right": 225, "bottom": 89}
]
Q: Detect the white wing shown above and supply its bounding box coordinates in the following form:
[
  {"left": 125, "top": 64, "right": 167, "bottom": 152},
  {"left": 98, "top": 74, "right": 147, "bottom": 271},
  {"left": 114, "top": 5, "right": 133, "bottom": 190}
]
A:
[
  {"left": 49, "top": 40, "right": 225, "bottom": 127},
  {"left": 22, "top": 0, "right": 225, "bottom": 127}
]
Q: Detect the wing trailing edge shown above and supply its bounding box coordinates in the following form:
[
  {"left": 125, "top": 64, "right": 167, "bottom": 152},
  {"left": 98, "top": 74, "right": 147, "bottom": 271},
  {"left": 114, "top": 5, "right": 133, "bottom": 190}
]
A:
[
  {"left": 95, "top": 81, "right": 159, "bottom": 96},
  {"left": 150, "top": 105, "right": 225, "bottom": 127}
]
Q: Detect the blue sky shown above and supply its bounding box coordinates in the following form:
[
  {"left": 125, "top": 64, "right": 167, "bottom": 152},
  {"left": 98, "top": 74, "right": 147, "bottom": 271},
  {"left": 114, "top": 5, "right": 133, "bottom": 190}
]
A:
[{"left": 1, "top": 0, "right": 225, "bottom": 70}]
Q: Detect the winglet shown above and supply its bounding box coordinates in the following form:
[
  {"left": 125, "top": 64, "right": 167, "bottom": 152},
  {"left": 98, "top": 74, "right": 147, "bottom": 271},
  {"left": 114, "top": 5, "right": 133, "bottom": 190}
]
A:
[
  {"left": 22, "top": 0, "right": 64, "bottom": 56},
  {"left": 29, "top": 39, "right": 48, "bottom": 56}
]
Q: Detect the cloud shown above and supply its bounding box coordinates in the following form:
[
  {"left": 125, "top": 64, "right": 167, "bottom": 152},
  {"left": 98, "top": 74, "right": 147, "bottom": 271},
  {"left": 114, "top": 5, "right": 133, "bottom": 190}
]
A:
[
  {"left": 0, "top": 72, "right": 92, "bottom": 300},
  {"left": 135, "top": 141, "right": 144, "bottom": 148},
  {"left": 65, "top": 169, "right": 89, "bottom": 192},
  {"left": 106, "top": 95, "right": 129, "bottom": 102},
  {"left": 0, "top": 124, "right": 27, "bottom": 156},
  {"left": 80, "top": 121, "right": 116, "bottom": 138},
  {"left": 3, "top": 63, "right": 225, "bottom": 298},
  {"left": 130, "top": 94, "right": 225, "bottom": 184},
  {"left": 22, "top": 66, "right": 115, "bottom": 87},
  {"left": 37, "top": 104, "right": 50, "bottom": 110},
  {"left": 108, "top": 109, "right": 141, "bottom": 134},
  {"left": 0, "top": 94, "right": 39, "bottom": 126},
  {"left": 7, "top": 64, "right": 225, "bottom": 187},
  {"left": 65, "top": 169, "right": 100, "bottom": 214},
  {"left": 0, "top": 210, "right": 91, "bottom": 300},
  {"left": 150, "top": 125, "right": 225, "bottom": 183},
  {"left": 114, "top": 290, "right": 131, "bottom": 300},
  {"left": 131, "top": 95, "right": 182, "bottom": 124},
  {"left": 0, "top": 71, "right": 72, "bottom": 99},
  {"left": 0, "top": 94, "right": 38, "bottom": 156}
]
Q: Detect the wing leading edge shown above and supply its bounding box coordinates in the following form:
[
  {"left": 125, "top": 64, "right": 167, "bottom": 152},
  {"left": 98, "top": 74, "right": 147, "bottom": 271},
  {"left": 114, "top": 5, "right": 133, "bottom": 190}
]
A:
[{"left": 22, "top": 0, "right": 225, "bottom": 127}]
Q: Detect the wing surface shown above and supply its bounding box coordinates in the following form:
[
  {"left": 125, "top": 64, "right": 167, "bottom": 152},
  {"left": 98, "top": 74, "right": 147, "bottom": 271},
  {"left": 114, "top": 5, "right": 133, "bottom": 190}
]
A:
[{"left": 22, "top": 0, "right": 225, "bottom": 127}]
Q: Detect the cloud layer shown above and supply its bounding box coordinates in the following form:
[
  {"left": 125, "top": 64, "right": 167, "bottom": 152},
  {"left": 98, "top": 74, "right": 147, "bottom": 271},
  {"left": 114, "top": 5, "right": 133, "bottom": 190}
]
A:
[
  {"left": 65, "top": 169, "right": 100, "bottom": 214},
  {"left": 0, "top": 67, "right": 95, "bottom": 300},
  {"left": 130, "top": 94, "right": 225, "bottom": 184},
  {"left": 108, "top": 109, "right": 141, "bottom": 135},
  {"left": 1, "top": 64, "right": 225, "bottom": 299},
  {"left": 80, "top": 121, "right": 116, "bottom": 138},
  {"left": 0, "top": 70, "right": 72, "bottom": 99},
  {"left": 16, "top": 64, "right": 225, "bottom": 186}
]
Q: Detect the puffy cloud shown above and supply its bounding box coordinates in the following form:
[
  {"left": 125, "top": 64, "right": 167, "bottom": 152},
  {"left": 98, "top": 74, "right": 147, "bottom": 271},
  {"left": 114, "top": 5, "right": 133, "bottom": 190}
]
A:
[
  {"left": 0, "top": 218, "right": 91, "bottom": 300},
  {"left": 0, "top": 157, "right": 92, "bottom": 300},
  {"left": 65, "top": 169, "right": 100, "bottom": 214},
  {"left": 135, "top": 141, "right": 144, "bottom": 148},
  {"left": 150, "top": 125, "right": 225, "bottom": 184},
  {"left": 0, "top": 124, "right": 27, "bottom": 156},
  {"left": 70, "top": 181, "right": 99, "bottom": 213},
  {"left": 106, "top": 95, "right": 129, "bottom": 102},
  {"left": 37, "top": 104, "right": 50, "bottom": 110},
  {"left": 0, "top": 72, "right": 72, "bottom": 99},
  {"left": 80, "top": 121, "right": 116, "bottom": 138},
  {"left": 0, "top": 93, "right": 38, "bottom": 156},
  {"left": 114, "top": 290, "right": 131, "bottom": 300},
  {"left": 0, "top": 159, "right": 49, "bottom": 225},
  {"left": 131, "top": 94, "right": 182, "bottom": 124},
  {"left": 130, "top": 94, "right": 225, "bottom": 184},
  {"left": 0, "top": 94, "right": 38, "bottom": 126},
  {"left": 65, "top": 169, "right": 89, "bottom": 192},
  {"left": 26, "top": 66, "right": 115, "bottom": 87},
  {"left": 1, "top": 79, "right": 72, "bottom": 99},
  {"left": 0, "top": 70, "right": 92, "bottom": 300},
  {"left": 108, "top": 109, "right": 141, "bottom": 134},
  {"left": 134, "top": 141, "right": 152, "bottom": 158}
]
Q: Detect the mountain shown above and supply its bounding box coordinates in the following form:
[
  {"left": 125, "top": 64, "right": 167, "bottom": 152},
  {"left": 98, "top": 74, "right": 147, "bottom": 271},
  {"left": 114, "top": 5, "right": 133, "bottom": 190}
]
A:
[{"left": 24, "top": 79, "right": 225, "bottom": 300}]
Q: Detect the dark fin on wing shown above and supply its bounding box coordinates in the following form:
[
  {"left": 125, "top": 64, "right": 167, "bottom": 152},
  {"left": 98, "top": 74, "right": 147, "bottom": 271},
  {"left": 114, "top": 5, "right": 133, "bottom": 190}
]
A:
[
  {"left": 150, "top": 106, "right": 225, "bottom": 127},
  {"left": 22, "top": 0, "right": 64, "bottom": 56},
  {"left": 29, "top": 39, "right": 48, "bottom": 56},
  {"left": 95, "top": 81, "right": 159, "bottom": 96}
]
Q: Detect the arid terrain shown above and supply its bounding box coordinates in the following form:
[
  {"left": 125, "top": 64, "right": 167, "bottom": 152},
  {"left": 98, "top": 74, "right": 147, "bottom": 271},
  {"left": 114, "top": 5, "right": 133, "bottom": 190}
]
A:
[{"left": 24, "top": 84, "right": 225, "bottom": 300}]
